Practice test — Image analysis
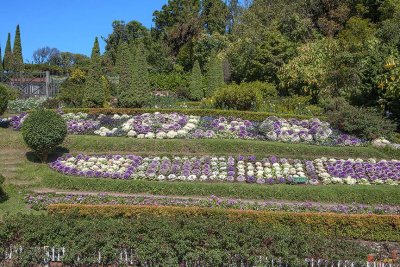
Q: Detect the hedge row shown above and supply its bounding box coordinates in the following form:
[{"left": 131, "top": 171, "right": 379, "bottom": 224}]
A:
[
  {"left": 0, "top": 213, "right": 372, "bottom": 266},
  {"left": 48, "top": 204, "right": 400, "bottom": 242},
  {"left": 59, "top": 108, "right": 325, "bottom": 121}
]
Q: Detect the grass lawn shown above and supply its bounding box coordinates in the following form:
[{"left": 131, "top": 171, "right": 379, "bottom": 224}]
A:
[{"left": 1, "top": 128, "right": 400, "bottom": 159}]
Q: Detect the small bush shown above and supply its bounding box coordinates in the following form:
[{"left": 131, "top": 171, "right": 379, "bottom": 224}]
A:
[
  {"left": 212, "top": 83, "right": 263, "bottom": 111},
  {"left": 0, "top": 174, "right": 6, "bottom": 201},
  {"left": 0, "top": 84, "right": 9, "bottom": 115},
  {"left": 322, "top": 98, "right": 397, "bottom": 140},
  {"left": 42, "top": 98, "right": 61, "bottom": 109},
  {"left": 57, "top": 69, "right": 86, "bottom": 107},
  {"left": 21, "top": 109, "right": 67, "bottom": 162},
  {"left": 259, "top": 95, "right": 323, "bottom": 116},
  {"left": 7, "top": 97, "right": 45, "bottom": 112}
]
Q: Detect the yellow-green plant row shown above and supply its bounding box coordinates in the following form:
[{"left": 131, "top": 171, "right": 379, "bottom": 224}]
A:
[{"left": 48, "top": 204, "right": 400, "bottom": 241}]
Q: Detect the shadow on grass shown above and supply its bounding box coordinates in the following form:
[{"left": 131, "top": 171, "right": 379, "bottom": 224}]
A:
[
  {"left": 25, "top": 147, "right": 70, "bottom": 164},
  {"left": 0, "top": 188, "right": 8, "bottom": 203}
]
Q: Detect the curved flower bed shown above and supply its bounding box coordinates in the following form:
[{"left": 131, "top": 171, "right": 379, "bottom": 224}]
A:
[
  {"left": 9, "top": 111, "right": 365, "bottom": 146},
  {"left": 50, "top": 154, "right": 400, "bottom": 185},
  {"left": 26, "top": 193, "right": 400, "bottom": 214}
]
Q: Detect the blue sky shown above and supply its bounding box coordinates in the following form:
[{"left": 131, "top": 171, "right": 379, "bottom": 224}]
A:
[{"left": 0, "top": 0, "right": 169, "bottom": 62}]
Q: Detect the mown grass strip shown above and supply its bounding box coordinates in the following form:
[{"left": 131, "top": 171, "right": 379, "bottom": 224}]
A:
[
  {"left": 2, "top": 128, "right": 399, "bottom": 160},
  {"left": 48, "top": 204, "right": 400, "bottom": 241},
  {"left": 64, "top": 135, "right": 400, "bottom": 159}
]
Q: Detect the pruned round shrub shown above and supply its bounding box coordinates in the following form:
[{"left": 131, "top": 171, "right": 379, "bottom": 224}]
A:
[
  {"left": 22, "top": 109, "right": 67, "bottom": 162},
  {"left": 0, "top": 84, "right": 9, "bottom": 116},
  {"left": 212, "top": 83, "right": 263, "bottom": 111}
]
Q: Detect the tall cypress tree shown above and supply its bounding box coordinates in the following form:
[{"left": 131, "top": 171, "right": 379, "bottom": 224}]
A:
[
  {"left": 3, "top": 33, "right": 12, "bottom": 71},
  {"left": 12, "top": 25, "right": 23, "bottom": 71},
  {"left": 205, "top": 51, "right": 225, "bottom": 97},
  {"left": 188, "top": 60, "right": 205, "bottom": 100},
  {"left": 83, "top": 37, "right": 106, "bottom": 107},
  {"left": 0, "top": 46, "right": 3, "bottom": 71},
  {"left": 91, "top": 37, "right": 100, "bottom": 58},
  {"left": 116, "top": 42, "right": 134, "bottom": 107},
  {"left": 131, "top": 41, "right": 151, "bottom": 107}
]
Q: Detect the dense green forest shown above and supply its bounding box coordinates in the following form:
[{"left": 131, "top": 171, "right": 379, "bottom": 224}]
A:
[{"left": 3, "top": 0, "right": 400, "bottom": 128}]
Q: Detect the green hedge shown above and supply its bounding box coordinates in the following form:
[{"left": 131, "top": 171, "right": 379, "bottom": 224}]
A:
[
  {"left": 62, "top": 137, "right": 400, "bottom": 160},
  {"left": 0, "top": 212, "right": 373, "bottom": 266},
  {"left": 59, "top": 108, "right": 326, "bottom": 121},
  {"left": 48, "top": 204, "right": 400, "bottom": 242}
]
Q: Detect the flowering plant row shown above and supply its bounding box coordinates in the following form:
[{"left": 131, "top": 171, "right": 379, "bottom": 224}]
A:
[
  {"left": 26, "top": 193, "right": 400, "bottom": 215},
  {"left": 9, "top": 111, "right": 364, "bottom": 146},
  {"left": 49, "top": 154, "right": 400, "bottom": 185}
]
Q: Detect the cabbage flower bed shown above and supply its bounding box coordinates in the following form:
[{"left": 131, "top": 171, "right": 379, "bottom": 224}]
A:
[
  {"left": 10, "top": 111, "right": 364, "bottom": 146},
  {"left": 50, "top": 154, "right": 400, "bottom": 185}
]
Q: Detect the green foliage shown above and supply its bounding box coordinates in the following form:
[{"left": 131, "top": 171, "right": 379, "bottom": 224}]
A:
[
  {"left": 0, "top": 46, "right": 3, "bottom": 71},
  {"left": 259, "top": 95, "right": 324, "bottom": 116},
  {"left": 188, "top": 60, "right": 205, "bottom": 100},
  {"left": 57, "top": 69, "right": 86, "bottom": 107},
  {"left": 0, "top": 213, "right": 372, "bottom": 266},
  {"left": 150, "top": 71, "right": 189, "bottom": 97},
  {"left": 204, "top": 51, "right": 225, "bottom": 97},
  {"left": 83, "top": 37, "right": 107, "bottom": 108},
  {"left": 12, "top": 25, "right": 24, "bottom": 71},
  {"left": 0, "top": 85, "right": 9, "bottom": 115},
  {"left": 211, "top": 82, "right": 263, "bottom": 111},
  {"left": 7, "top": 98, "right": 45, "bottom": 112},
  {"left": 0, "top": 174, "right": 6, "bottom": 202},
  {"left": 3, "top": 33, "right": 12, "bottom": 71},
  {"left": 21, "top": 110, "right": 67, "bottom": 162},
  {"left": 322, "top": 98, "right": 397, "bottom": 140},
  {"left": 116, "top": 42, "right": 134, "bottom": 107},
  {"left": 228, "top": 29, "right": 295, "bottom": 83},
  {"left": 131, "top": 41, "right": 152, "bottom": 107}
]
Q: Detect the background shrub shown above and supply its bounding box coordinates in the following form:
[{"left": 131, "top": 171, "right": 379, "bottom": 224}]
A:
[
  {"left": 322, "top": 98, "right": 397, "bottom": 140},
  {"left": 0, "top": 84, "right": 9, "bottom": 115},
  {"left": 0, "top": 213, "right": 374, "bottom": 266},
  {"left": 212, "top": 82, "right": 263, "bottom": 111},
  {"left": 21, "top": 109, "right": 67, "bottom": 162},
  {"left": 0, "top": 174, "right": 6, "bottom": 201},
  {"left": 7, "top": 97, "right": 45, "bottom": 113}
]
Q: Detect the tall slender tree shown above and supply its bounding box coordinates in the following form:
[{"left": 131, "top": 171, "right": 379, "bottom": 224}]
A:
[
  {"left": 188, "top": 60, "right": 205, "bottom": 100},
  {"left": 205, "top": 51, "right": 225, "bottom": 97},
  {"left": 0, "top": 46, "right": 3, "bottom": 71},
  {"left": 83, "top": 37, "right": 106, "bottom": 107},
  {"left": 131, "top": 41, "right": 151, "bottom": 107},
  {"left": 12, "top": 25, "right": 23, "bottom": 71},
  {"left": 116, "top": 42, "right": 134, "bottom": 107},
  {"left": 3, "top": 33, "right": 12, "bottom": 71}
]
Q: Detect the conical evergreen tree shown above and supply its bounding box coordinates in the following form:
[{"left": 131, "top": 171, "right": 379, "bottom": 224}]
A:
[
  {"left": 131, "top": 41, "right": 151, "bottom": 107},
  {"left": 188, "top": 60, "right": 205, "bottom": 100},
  {"left": 12, "top": 25, "right": 23, "bottom": 71},
  {"left": 0, "top": 46, "right": 3, "bottom": 71},
  {"left": 83, "top": 37, "right": 106, "bottom": 107},
  {"left": 116, "top": 42, "right": 134, "bottom": 107},
  {"left": 205, "top": 51, "right": 225, "bottom": 97},
  {"left": 3, "top": 33, "right": 12, "bottom": 71},
  {"left": 91, "top": 37, "right": 100, "bottom": 58}
]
